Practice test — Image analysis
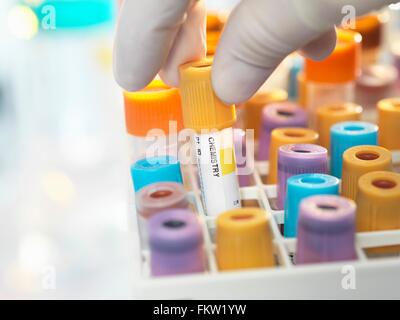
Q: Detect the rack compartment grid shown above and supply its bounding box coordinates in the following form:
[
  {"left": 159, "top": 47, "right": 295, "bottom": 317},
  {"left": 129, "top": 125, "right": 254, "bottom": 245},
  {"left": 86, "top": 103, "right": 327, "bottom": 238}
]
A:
[{"left": 131, "top": 151, "right": 400, "bottom": 299}]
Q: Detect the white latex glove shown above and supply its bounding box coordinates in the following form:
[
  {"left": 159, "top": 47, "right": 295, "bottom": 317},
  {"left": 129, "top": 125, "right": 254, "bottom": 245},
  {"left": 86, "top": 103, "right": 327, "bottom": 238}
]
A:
[{"left": 114, "top": 0, "right": 395, "bottom": 104}]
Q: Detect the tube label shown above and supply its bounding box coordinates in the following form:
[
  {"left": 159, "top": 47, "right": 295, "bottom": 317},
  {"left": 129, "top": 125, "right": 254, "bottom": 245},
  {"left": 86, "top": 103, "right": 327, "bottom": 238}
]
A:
[{"left": 195, "top": 128, "right": 241, "bottom": 216}]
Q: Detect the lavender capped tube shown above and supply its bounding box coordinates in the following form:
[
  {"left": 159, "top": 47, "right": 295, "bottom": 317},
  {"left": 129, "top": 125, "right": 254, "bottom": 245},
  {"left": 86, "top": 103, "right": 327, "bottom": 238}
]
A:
[
  {"left": 296, "top": 195, "right": 356, "bottom": 264},
  {"left": 149, "top": 209, "right": 205, "bottom": 276},
  {"left": 233, "top": 128, "right": 253, "bottom": 187},
  {"left": 258, "top": 102, "right": 307, "bottom": 160},
  {"left": 277, "top": 144, "right": 328, "bottom": 210}
]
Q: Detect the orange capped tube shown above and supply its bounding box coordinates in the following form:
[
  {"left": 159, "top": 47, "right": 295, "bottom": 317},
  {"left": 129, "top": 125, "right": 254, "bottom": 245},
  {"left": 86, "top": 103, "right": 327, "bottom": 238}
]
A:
[
  {"left": 356, "top": 171, "right": 400, "bottom": 254},
  {"left": 239, "top": 89, "right": 288, "bottom": 140},
  {"left": 216, "top": 208, "right": 275, "bottom": 270},
  {"left": 316, "top": 103, "right": 363, "bottom": 149},
  {"left": 124, "top": 79, "right": 183, "bottom": 162},
  {"left": 179, "top": 58, "right": 240, "bottom": 217},
  {"left": 267, "top": 128, "right": 319, "bottom": 184},
  {"left": 378, "top": 98, "right": 400, "bottom": 150},
  {"left": 304, "top": 29, "right": 362, "bottom": 127},
  {"left": 342, "top": 145, "right": 392, "bottom": 200}
]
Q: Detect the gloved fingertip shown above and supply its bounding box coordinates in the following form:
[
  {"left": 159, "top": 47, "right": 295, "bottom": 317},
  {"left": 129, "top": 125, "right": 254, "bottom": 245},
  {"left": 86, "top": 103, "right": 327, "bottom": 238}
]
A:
[
  {"left": 113, "top": 58, "right": 154, "bottom": 92},
  {"left": 212, "top": 56, "right": 271, "bottom": 105},
  {"left": 159, "top": 68, "right": 180, "bottom": 88},
  {"left": 301, "top": 28, "right": 337, "bottom": 61}
]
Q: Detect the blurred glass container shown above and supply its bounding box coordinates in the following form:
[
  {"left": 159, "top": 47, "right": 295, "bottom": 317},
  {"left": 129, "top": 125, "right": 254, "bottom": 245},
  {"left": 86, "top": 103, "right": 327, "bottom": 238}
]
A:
[{"left": 13, "top": 0, "right": 119, "bottom": 169}]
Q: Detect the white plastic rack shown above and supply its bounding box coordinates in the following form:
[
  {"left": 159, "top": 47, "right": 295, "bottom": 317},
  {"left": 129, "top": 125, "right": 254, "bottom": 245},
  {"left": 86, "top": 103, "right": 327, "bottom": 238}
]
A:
[{"left": 130, "top": 151, "right": 400, "bottom": 299}]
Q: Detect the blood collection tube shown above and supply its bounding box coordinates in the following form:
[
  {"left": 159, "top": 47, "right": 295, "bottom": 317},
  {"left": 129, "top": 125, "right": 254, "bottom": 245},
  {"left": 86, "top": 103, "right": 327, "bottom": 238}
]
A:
[
  {"left": 149, "top": 209, "right": 205, "bottom": 276},
  {"left": 316, "top": 103, "right": 362, "bottom": 150},
  {"left": 355, "top": 64, "right": 398, "bottom": 113},
  {"left": 216, "top": 208, "right": 275, "bottom": 271},
  {"left": 277, "top": 144, "right": 328, "bottom": 210},
  {"left": 330, "top": 121, "right": 378, "bottom": 178},
  {"left": 179, "top": 58, "right": 241, "bottom": 217},
  {"left": 342, "top": 145, "right": 392, "bottom": 201},
  {"left": 378, "top": 98, "right": 400, "bottom": 150},
  {"left": 356, "top": 171, "right": 400, "bottom": 254},
  {"left": 296, "top": 195, "right": 356, "bottom": 264},
  {"left": 131, "top": 155, "right": 183, "bottom": 192},
  {"left": 239, "top": 89, "right": 288, "bottom": 140},
  {"left": 304, "top": 29, "right": 361, "bottom": 128},
  {"left": 136, "top": 182, "right": 189, "bottom": 219},
  {"left": 267, "top": 128, "right": 319, "bottom": 185},
  {"left": 258, "top": 102, "right": 308, "bottom": 160},
  {"left": 135, "top": 182, "right": 189, "bottom": 246},
  {"left": 284, "top": 173, "right": 340, "bottom": 238},
  {"left": 124, "top": 79, "right": 183, "bottom": 164}
]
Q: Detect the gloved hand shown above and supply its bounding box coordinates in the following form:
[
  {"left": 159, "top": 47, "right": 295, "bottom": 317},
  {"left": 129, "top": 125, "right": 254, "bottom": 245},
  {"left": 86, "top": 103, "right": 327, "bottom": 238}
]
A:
[{"left": 114, "top": 0, "right": 395, "bottom": 105}]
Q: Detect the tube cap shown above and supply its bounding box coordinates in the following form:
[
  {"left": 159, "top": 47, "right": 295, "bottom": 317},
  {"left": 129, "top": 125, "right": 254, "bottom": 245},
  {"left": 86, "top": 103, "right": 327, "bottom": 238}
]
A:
[
  {"left": 258, "top": 102, "right": 308, "bottom": 160},
  {"left": 316, "top": 103, "right": 363, "bottom": 149},
  {"left": 277, "top": 144, "right": 328, "bottom": 210},
  {"left": 267, "top": 128, "right": 319, "bottom": 184},
  {"left": 131, "top": 156, "right": 183, "bottom": 192},
  {"left": 136, "top": 182, "right": 189, "bottom": 219},
  {"left": 284, "top": 174, "right": 340, "bottom": 238},
  {"left": 330, "top": 121, "right": 378, "bottom": 178},
  {"left": 242, "top": 89, "right": 288, "bottom": 139},
  {"left": 356, "top": 171, "right": 400, "bottom": 254},
  {"left": 216, "top": 208, "right": 275, "bottom": 271},
  {"left": 123, "top": 79, "right": 183, "bottom": 136},
  {"left": 378, "top": 98, "right": 400, "bottom": 150},
  {"left": 179, "top": 58, "right": 236, "bottom": 131},
  {"left": 305, "top": 29, "right": 361, "bottom": 83},
  {"left": 149, "top": 209, "right": 205, "bottom": 276},
  {"left": 296, "top": 195, "right": 356, "bottom": 264},
  {"left": 342, "top": 145, "right": 392, "bottom": 201}
]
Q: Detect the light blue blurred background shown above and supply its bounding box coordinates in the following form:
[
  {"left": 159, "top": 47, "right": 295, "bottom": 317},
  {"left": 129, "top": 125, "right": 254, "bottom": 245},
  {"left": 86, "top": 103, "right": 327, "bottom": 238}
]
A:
[{"left": 0, "top": 0, "right": 239, "bottom": 300}]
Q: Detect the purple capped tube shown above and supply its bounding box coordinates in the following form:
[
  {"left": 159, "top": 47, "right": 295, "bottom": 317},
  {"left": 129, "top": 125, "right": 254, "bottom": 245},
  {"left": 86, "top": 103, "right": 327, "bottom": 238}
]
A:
[
  {"left": 258, "top": 102, "right": 307, "bottom": 160},
  {"left": 296, "top": 195, "right": 356, "bottom": 264},
  {"left": 277, "top": 144, "right": 328, "bottom": 210},
  {"left": 148, "top": 209, "right": 205, "bottom": 276}
]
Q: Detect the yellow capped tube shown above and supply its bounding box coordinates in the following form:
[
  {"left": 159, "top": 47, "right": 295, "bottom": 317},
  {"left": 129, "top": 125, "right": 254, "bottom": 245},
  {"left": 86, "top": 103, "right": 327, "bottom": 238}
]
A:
[
  {"left": 342, "top": 145, "right": 392, "bottom": 201},
  {"left": 216, "top": 208, "right": 275, "bottom": 271},
  {"left": 316, "top": 103, "right": 362, "bottom": 150},
  {"left": 378, "top": 98, "right": 400, "bottom": 150},
  {"left": 179, "top": 58, "right": 241, "bottom": 216},
  {"left": 267, "top": 127, "right": 319, "bottom": 184},
  {"left": 356, "top": 171, "right": 400, "bottom": 254}
]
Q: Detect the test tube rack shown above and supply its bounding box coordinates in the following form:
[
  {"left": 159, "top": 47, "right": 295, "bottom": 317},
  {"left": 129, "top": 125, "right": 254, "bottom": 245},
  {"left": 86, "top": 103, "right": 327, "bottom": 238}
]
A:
[{"left": 130, "top": 151, "right": 400, "bottom": 299}]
